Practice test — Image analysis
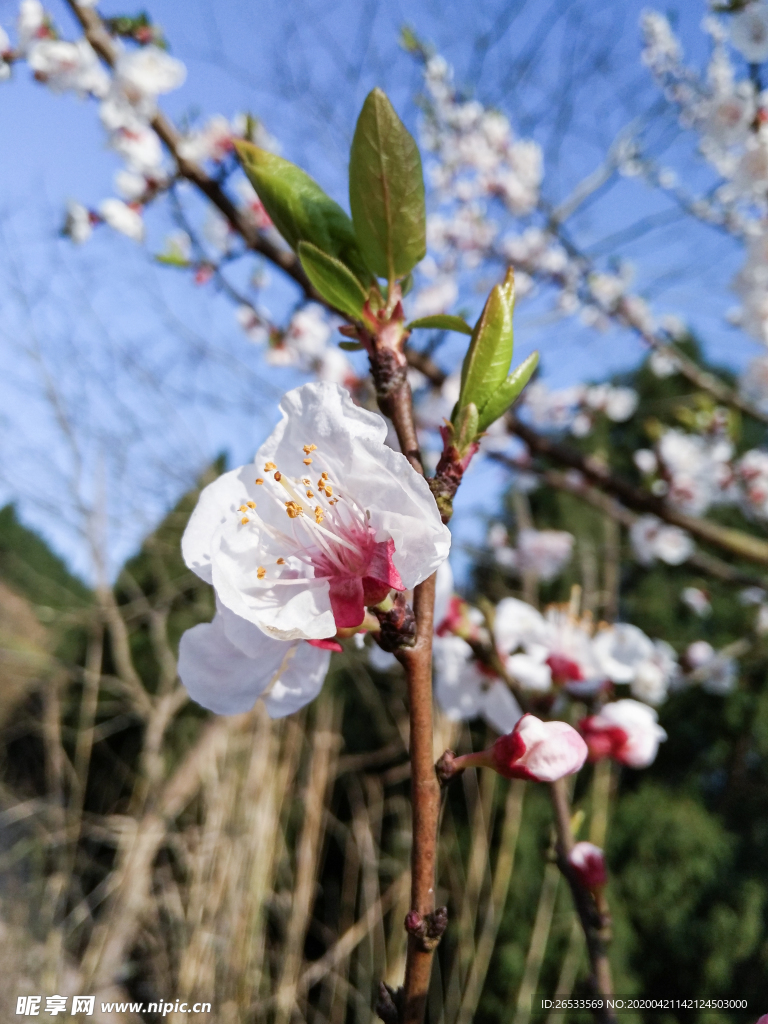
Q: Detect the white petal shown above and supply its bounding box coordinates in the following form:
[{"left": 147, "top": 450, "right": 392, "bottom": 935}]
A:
[
  {"left": 494, "top": 597, "right": 547, "bottom": 655},
  {"left": 262, "top": 642, "right": 331, "bottom": 717},
  {"left": 507, "top": 652, "right": 552, "bottom": 692},
  {"left": 178, "top": 614, "right": 287, "bottom": 714},
  {"left": 479, "top": 682, "right": 522, "bottom": 734}
]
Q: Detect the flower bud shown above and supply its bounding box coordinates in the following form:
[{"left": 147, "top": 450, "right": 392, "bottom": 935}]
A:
[
  {"left": 580, "top": 699, "right": 667, "bottom": 769},
  {"left": 567, "top": 841, "right": 607, "bottom": 891},
  {"left": 445, "top": 713, "right": 588, "bottom": 784}
]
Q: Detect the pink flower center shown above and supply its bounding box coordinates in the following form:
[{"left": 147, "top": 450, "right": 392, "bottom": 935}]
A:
[{"left": 235, "top": 442, "right": 404, "bottom": 629}]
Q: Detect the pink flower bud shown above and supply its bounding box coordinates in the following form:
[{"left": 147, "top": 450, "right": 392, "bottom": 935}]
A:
[
  {"left": 579, "top": 699, "right": 667, "bottom": 768},
  {"left": 450, "top": 713, "right": 588, "bottom": 783},
  {"left": 568, "top": 841, "right": 607, "bottom": 890}
]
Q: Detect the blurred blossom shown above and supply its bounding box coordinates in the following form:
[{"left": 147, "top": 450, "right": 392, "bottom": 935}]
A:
[
  {"left": 580, "top": 699, "right": 667, "bottom": 768},
  {"left": 98, "top": 198, "right": 144, "bottom": 241},
  {"left": 568, "top": 842, "right": 607, "bottom": 890},
  {"left": 63, "top": 200, "right": 93, "bottom": 244},
  {"left": 681, "top": 586, "right": 712, "bottom": 617},
  {"left": 630, "top": 516, "right": 693, "bottom": 566},
  {"left": 450, "top": 714, "right": 588, "bottom": 782},
  {"left": 433, "top": 634, "right": 522, "bottom": 733},
  {"left": 730, "top": 2, "right": 768, "bottom": 64},
  {"left": 649, "top": 348, "right": 679, "bottom": 378}
]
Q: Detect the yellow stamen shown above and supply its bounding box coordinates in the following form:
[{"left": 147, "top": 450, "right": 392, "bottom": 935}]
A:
[
  {"left": 315, "top": 506, "right": 324, "bottom": 524},
  {"left": 238, "top": 505, "right": 248, "bottom": 512},
  {"left": 303, "top": 458, "right": 313, "bottom": 465},
  {"left": 306, "top": 490, "right": 314, "bottom": 498},
  {"left": 246, "top": 501, "right": 256, "bottom": 509},
  {"left": 277, "top": 557, "right": 285, "bottom": 565},
  {"left": 303, "top": 444, "right": 317, "bottom": 454},
  {"left": 321, "top": 472, "right": 328, "bottom": 480},
  {"left": 241, "top": 517, "right": 249, "bottom": 525},
  {"left": 255, "top": 478, "right": 264, "bottom": 485},
  {"left": 257, "top": 566, "right": 266, "bottom": 579},
  {"left": 274, "top": 471, "right": 282, "bottom": 481},
  {"left": 285, "top": 501, "right": 304, "bottom": 519},
  {"left": 323, "top": 484, "right": 333, "bottom": 497},
  {"left": 264, "top": 462, "right": 277, "bottom": 472}
]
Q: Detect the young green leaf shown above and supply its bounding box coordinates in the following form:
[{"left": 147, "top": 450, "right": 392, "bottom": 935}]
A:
[
  {"left": 477, "top": 351, "right": 539, "bottom": 432},
  {"left": 459, "top": 267, "right": 516, "bottom": 412},
  {"left": 349, "top": 88, "right": 426, "bottom": 283},
  {"left": 234, "top": 142, "right": 368, "bottom": 277},
  {"left": 407, "top": 314, "right": 473, "bottom": 336},
  {"left": 339, "top": 340, "right": 364, "bottom": 351},
  {"left": 454, "top": 401, "right": 479, "bottom": 454},
  {"left": 298, "top": 242, "right": 368, "bottom": 320}
]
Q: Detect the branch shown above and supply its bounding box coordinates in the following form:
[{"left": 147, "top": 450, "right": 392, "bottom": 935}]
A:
[
  {"left": 65, "top": 0, "right": 316, "bottom": 297},
  {"left": 538, "top": 466, "right": 767, "bottom": 588},
  {"left": 501, "top": 415, "right": 768, "bottom": 569},
  {"left": 549, "top": 780, "right": 616, "bottom": 1024}
]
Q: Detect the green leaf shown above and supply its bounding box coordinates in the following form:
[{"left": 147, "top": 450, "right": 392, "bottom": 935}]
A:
[
  {"left": 234, "top": 142, "right": 368, "bottom": 278},
  {"left": 407, "top": 314, "right": 473, "bottom": 336},
  {"left": 339, "top": 340, "right": 364, "bottom": 351},
  {"left": 477, "top": 351, "right": 539, "bottom": 432},
  {"left": 454, "top": 402, "right": 479, "bottom": 454},
  {"left": 459, "top": 267, "right": 516, "bottom": 412},
  {"left": 298, "top": 242, "right": 367, "bottom": 320},
  {"left": 154, "top": 253, "right": 191, "bottom": 268},
  {"left": 349, "top": 88, "right": 426, "bottom": 282}
]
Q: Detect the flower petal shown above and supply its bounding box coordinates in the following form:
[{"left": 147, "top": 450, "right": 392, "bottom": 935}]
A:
[{"left": 178, "top": 614, "right": 289, "bottom": 714}]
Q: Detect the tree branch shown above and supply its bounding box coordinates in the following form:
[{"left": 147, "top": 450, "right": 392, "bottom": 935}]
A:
[
  {"left": 549, "top": 779, "right": 616, "bottom": 1024},
  {"left": 501, "top": 415, "right": 768, "bottom": 569}
]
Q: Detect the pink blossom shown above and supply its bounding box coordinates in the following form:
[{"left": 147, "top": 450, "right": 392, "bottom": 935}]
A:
[
  {"left": 452, "top": 713, "right": 588, "bottom": 783},
  {"left": 580, "top": 699, "right": 667, "bottom": 768},
  {"left": 568, "top": 841, "right": 607, "bottom": 891}
]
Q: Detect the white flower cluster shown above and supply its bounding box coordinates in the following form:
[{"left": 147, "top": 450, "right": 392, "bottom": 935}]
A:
[
  {"left": 236, "top": 302, "right": 356, "bottom": 385},
  {"left": 488, "top": 525, "right": 575, "bottom": 582},
  {"left": 521, "top": 380, "right": 638, "bottom": 437},
  {"left": 641, "top": 6, "right": 768, "bottom": 349}
]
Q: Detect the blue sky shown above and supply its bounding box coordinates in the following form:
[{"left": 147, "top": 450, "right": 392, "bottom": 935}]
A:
[{"left": 0, "top": 0, "right": 759, "bottom": 580}]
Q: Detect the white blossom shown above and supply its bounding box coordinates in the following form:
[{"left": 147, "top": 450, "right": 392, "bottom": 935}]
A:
[
  {"left": 178, "top": 603, "right": 331, "bottom": 717},
  {"left": 27, "top": 38, "right": 109, "bottom": 96},
  {"left": 433, "top": 634, "right": 522, "bottom": 734},
  {"left": 114, "top": 45, "right": 186, "bottom": 100},
  {"left": 98, "top": 198, "right": 144, "bottom": 241},
  {"left": 629, "top": 516, "right": 693, "bottom": 566},
  {"left": 64, "top": 200, "right": 92, "bottom": 244},
  {"left": 681, "top": 586, "right": 712, "bottom": 617},
  {"left": 581, "top": 698, "right": 667, "bottom": 768},
  {"left": 182, "top": 382, "right": 450, "bottom": 640},
  {"left": 730, "top": 2, "right": 768, "bottom": 64}
]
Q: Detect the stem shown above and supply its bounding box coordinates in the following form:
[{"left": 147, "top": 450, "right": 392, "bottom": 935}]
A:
[
  {"left": 382, "top": 375, "right": 439, "bottom": 1023},
  {"left": 398, "top": 574, "right": 440, "bottom": 1024},
  {"left": 549, "top": 779, "right": 616, "bottom": 1024}
]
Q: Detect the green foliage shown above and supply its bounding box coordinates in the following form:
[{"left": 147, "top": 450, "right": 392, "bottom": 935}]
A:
[
  {"left": 477, "top": 351, "right": 540, "bottom": 432},
  {"left": 349, "top": 88, "right": 426, "bottom": 283},
  {"left": 407, "top": 314, "right": 473, "bottom": 335},
  {"left": 234, "top": 142, "right": 368, "bottom": 278},
  {"left": 0, "top": 504, "right": 91, "bottom": 612},
  {"left": 297, "top": 241, "right": 368, "bottom": 320},
  {"left": 458, "top": 267, "right": 517, "bottom": 414}
]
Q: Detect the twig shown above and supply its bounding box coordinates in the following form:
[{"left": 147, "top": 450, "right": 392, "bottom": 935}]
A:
[
  {"left": 549, "top": 780, "right": 616, "bottom": 1024},
  {"left": 538, "top": 466, "right": 766, "bottom": 587},
  {"left": 499, "top": 417, "right": 768, "bottom": 569}
]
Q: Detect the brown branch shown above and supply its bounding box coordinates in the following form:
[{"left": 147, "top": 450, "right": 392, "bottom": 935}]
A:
[
  {"left": 549, "top": 780, "right": 616, "bottom": 1024},
  {"left": 374, "top": 381, "right": 440, "bottom": 1024},
  {"left": 502, "top": 415, "right": 768, "bottom": 569},
  {"left": 539, "top": 466, "right": 767, "bottom": 588},
  {"left": 64, "top": 1, "right": 315, "bottom": 296},
  {"left": 396, "top": 572, "right": 439, "bottom": 1024}
]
